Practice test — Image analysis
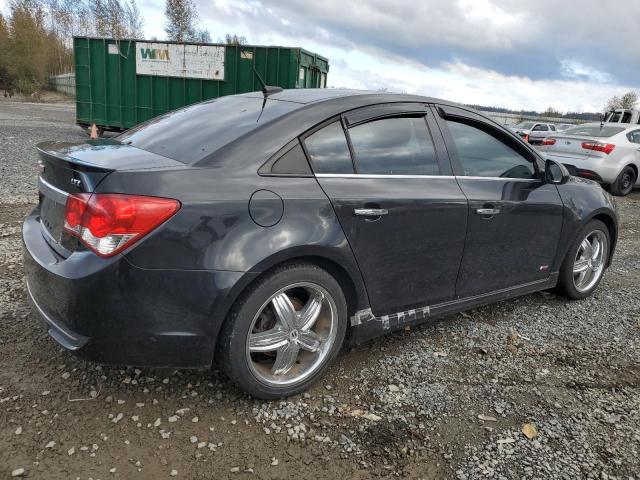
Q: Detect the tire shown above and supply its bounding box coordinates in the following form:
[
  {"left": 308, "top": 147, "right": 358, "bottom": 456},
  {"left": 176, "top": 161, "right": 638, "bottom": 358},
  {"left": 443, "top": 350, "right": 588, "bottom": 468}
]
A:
[
  {"left": 216, "top": 262, "right": 348, "bottom": 399},
  {"left": 608, "top": 166, "right": 636, "bottom": 196},
  {"left": 556, "top": 219, "right": 610, "bottom": 300}
]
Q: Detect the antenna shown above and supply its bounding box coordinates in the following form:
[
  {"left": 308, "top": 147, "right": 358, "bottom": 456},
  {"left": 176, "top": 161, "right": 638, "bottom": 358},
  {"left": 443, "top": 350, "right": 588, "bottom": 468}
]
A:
[{"left": 252, "top": 67, "right": 283, "bottom": 98}]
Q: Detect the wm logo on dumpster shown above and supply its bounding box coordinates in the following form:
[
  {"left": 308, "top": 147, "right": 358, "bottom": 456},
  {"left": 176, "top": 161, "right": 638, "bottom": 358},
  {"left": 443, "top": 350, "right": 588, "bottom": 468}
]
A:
[{"left": 140, "top": 48, "right": 170, "bottom": 61}]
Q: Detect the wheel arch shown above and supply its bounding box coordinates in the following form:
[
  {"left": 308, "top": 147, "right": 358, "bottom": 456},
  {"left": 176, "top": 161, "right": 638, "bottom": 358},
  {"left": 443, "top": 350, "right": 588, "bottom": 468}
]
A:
[
  {"left": 208, "top": 248, "right": 371, "bottom": 367},
  {"left": 589, "top": 211, "right": 618, "bottom": 267}
]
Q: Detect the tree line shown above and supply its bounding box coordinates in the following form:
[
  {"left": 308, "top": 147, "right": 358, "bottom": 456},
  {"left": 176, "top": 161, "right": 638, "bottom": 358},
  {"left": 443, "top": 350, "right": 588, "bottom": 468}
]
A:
[
  {"left": 0, "top": 0, "right": 245, "bottom": 95},
  {"left": 0, "top": 0, "right": 144, "bottom": 94}
]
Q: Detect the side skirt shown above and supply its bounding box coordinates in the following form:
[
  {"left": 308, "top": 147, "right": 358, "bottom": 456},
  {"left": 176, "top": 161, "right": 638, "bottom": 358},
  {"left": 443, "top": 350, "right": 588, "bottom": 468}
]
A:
[{"left": 351, "top": 274, "right": 558, "bottom": 344}]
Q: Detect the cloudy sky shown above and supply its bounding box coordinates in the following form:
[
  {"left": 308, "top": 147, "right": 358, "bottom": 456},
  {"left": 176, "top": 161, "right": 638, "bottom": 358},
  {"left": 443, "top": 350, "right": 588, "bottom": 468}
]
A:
[{"left": 3, "top": 0, "right": 638, "bottom": 112}]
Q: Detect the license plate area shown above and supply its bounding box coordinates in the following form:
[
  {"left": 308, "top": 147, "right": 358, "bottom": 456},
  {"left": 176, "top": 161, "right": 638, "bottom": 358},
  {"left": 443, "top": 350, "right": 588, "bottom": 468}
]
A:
[
  {"left": 40, "top": 196, "right": 65, "bottom": 242},
  {"left": 38, "top": 177, "right": 69, "bottom": 243}
]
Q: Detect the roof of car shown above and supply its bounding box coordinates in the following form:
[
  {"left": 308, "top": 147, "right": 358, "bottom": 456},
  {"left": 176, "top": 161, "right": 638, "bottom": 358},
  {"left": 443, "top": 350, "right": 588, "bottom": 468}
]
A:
[{"left": 240, "top": 88, "right": 438, "bottom": 105}]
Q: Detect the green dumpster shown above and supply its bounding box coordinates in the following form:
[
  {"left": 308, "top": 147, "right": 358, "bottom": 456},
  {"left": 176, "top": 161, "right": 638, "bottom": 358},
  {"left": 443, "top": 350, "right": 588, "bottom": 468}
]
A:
[{"left": 73, "top": 36, "right": 329, "bottom": 132}]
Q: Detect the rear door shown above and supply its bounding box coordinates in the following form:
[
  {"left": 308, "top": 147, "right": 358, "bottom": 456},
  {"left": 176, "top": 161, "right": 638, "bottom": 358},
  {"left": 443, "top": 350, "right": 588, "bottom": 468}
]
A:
[
  {"left": 433, "top": 105, "right": 564, "bottom": 298},
  {"left": 303, "top": 104, "right": 468, "bottom": 316}
]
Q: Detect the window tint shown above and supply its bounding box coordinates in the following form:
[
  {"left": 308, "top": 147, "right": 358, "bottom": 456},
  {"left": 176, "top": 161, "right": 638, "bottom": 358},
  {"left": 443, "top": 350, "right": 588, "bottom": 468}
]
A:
[
  {"left": 348, "top": 117, "right": 439, "bottom": 175},
  {"left": 446, "top": 120, "right": 536, "bottom": 179},
  {"left": 550, "top": 125, "right": 556, "bottom": 131},
  {"left": 269, "top": 143, "right": 312, "bottom": 175},
  {"left": 564, "top": 125, "right": 625, "bottom": 137},
  {"left": 532, "top": 124, "right": 548, "bottom": 131},
  {"left": 304, "top": 122, "right": 354, "bottom": 174},
  {"left": 117, "top": 96, "right": 299, "bottom": 164}
]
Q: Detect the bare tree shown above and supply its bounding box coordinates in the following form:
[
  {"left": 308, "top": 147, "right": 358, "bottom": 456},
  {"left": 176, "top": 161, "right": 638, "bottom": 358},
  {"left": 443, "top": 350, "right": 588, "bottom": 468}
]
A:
[
  {"left": 605, "top": 90, "right": 638, "bottom": 112},
  {"left": 123, "top": 0, "right": 144, "bottom": 39},
  {"left": 164, "top": 0, "right": 198, "bottom": 42},
  {"left": 221, "top": 33, "right": 246, "bottom": 45},
  {"left": 194, "top": 28, "right": 211, "bottom": 43}
]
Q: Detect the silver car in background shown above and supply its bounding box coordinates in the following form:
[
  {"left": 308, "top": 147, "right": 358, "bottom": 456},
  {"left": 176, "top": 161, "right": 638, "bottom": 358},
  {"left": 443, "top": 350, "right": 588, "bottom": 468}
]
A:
[
  {"left": 509, "top": 121, "right": 557, "bottom": 145},
  {"left": 542, "top": 123, "right": 640, "bottom": 196}
]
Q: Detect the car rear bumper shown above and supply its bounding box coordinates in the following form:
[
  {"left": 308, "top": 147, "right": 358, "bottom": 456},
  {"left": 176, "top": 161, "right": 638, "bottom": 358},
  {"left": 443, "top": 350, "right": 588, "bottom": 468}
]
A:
[
  {"left": 23, "top": 209, "right": 248, "bottom": 369},
  {"left": 544, "top": 153, "right": 620, "bottom": 184}
]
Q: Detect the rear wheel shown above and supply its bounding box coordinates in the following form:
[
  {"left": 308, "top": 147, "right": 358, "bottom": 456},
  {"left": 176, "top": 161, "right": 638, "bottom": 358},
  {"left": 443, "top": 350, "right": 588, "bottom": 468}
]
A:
[
  {"left": 608, "top": 166, "right": 636, "bottom": 196},
  {"left": 216, "top": 263, "right": 347, "bottom": 399},
  {"left": 556, "top": 219, "right": 610, "bottom": 299}
]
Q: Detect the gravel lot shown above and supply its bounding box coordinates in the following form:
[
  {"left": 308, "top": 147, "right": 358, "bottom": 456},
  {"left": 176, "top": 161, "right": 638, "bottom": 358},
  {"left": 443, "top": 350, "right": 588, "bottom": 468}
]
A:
[{"left": 1, "top": 99, "right": 639, "bottom": 479}]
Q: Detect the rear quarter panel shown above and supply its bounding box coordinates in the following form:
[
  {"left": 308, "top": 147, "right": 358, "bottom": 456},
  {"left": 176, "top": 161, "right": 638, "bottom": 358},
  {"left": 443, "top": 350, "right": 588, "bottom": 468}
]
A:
[{"left": 95, "top": 165, "right": 370, "bottom": 308}]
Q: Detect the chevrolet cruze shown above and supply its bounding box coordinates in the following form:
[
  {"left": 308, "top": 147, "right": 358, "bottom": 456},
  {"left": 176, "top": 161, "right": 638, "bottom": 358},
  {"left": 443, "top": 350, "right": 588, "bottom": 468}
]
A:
[{"left": 23, "top": 89, "right": 618, "bottom": 399}]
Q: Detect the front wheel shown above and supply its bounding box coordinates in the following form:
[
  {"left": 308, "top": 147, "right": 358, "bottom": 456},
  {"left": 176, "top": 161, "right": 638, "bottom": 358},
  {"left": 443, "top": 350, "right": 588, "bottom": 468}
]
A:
[
  {"left": 608, "top": 166, "right": 636, "bottom": 196},
  {"left": 556, "top": 219, "right": 610, "bottom": 300},
  {"left": 216, "top": 263, "right": 347, "bottom": 399}
]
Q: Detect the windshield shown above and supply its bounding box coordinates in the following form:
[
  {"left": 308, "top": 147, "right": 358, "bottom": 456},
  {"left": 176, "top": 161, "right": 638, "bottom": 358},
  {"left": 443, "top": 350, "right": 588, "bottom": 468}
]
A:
[
  {"left": 118, "top": 96, "right": 300, "bottom": 164},
  {"left": 514, "top": 121, "right": 535, "bottom": 129},
  {"left": 562, "top": 125, "right": 625, "bottom": 138}
]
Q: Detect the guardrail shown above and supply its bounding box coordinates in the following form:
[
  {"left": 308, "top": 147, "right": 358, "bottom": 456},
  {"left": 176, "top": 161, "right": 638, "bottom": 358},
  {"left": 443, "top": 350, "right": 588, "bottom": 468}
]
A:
[
  {"left": 49, "top": 73, "right": 75, "bottom": 97},
  {"left": 480, "top": 111, "right": 585, "bottom": 126}
]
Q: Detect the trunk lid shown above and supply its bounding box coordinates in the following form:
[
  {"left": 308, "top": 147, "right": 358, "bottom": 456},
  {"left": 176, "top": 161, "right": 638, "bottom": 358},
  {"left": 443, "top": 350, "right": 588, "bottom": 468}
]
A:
[
  {"left": 36, "top": 139, "right": 184, "bottom": 256},
  {"left": 544, "top": 135, "right": 597, "bottom": 160}
]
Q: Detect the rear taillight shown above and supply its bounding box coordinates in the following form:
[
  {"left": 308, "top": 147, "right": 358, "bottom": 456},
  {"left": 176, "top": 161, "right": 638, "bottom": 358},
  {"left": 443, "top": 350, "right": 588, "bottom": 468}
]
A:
[
  {"left": 63, "top": 193, "right": 180, "bottom": 257},
  {"left": 581, "top": 142, "right": 615, "bottom": 155},
  {"left": 524, "top": 134, "right": 529, "bottom": 143},
  {"left": 542, "top": 138, "right": 556, "bottom": 146}
]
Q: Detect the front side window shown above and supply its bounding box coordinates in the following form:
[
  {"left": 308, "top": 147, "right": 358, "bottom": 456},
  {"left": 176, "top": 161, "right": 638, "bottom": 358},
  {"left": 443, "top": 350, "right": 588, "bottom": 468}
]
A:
[
  {"left": 532, "top": 124, "right": 548, "bottom": 131},
  {"left": 348, "top": 116, "right": 440, "bottom": 175},
  {"left": 446, "top": 120, "right": 536, "bottom": 179},
  {"left": 304, "top": 122, "right": 354, "bottom": 174}
]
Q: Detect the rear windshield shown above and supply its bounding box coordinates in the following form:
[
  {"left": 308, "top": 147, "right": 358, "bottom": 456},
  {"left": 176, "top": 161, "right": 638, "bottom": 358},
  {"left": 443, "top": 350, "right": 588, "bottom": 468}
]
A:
[
  {"left": 562, "top": 125, "right": 625, "bottom": 138},
  {"left": 514, "top": 121, "right": 535, "bottom": 129},
  {"left": 117, "top": 96, "right": 299, "bottom": 164}
]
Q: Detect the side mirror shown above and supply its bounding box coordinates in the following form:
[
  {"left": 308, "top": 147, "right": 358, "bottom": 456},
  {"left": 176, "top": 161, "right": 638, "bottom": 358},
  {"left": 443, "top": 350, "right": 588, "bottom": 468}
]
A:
[{"left": 545, "top": 159, "right": 570, "bottom": 184}]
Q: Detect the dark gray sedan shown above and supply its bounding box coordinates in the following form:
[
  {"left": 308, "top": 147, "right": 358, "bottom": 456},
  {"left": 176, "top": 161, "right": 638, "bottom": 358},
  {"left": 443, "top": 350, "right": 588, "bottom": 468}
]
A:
[{"left": 23, "top": 89, "right": 618, "bottom": 398}]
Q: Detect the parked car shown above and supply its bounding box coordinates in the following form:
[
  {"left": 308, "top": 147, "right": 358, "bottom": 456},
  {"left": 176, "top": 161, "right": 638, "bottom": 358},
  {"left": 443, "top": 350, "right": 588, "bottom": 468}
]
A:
[
  {"left": 543, "top": 122, "right": 640, "bottom": 196},
  {"left": 604, "top": 109, "right": 640, "bottom": 124},
  {"left": 23, "top": 90, "right": 618, "bottom": 399},
  {"left": 509, "top": 121, "right": 557, "bottom": 145}
]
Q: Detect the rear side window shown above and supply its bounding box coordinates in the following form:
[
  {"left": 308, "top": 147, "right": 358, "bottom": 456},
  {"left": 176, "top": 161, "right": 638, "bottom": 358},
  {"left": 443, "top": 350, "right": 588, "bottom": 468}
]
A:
[
  {"left": 532, "top": 124, "right": 548, "bottom": 131},
  {"left": 304, "top": 122, "right": 354, "bottom": 174},
  {"left": 446, "top": 120, "right": 536, "bottom": 179},
  {"left": 267, "top": 143, "right": 312, "bottom": 175},
  {"left": 627, "top": 130, "right": 640, "bottom": 144},
  {"left": 348, "top": 117, "right": 439, "bottom": 175}
]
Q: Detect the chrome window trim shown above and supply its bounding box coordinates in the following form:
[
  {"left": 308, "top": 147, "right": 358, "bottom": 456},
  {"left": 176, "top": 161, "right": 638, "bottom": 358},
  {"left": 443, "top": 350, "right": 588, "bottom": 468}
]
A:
[{"left": 315, "top": 173, "right": 539, "bottom": 182}]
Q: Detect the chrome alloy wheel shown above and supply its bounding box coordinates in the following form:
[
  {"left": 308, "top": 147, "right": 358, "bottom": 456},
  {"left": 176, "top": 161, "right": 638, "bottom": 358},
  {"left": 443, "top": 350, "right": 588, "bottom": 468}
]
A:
[
  {"left": 573, "top": 230, "right": 608, "bottom": 293},
  {"left": 245, "top": 282, "right": 338, "bottom": 387}
]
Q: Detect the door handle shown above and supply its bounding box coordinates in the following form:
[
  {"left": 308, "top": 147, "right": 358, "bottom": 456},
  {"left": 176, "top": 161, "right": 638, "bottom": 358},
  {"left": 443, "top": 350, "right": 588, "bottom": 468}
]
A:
[
  {"left": 475, "top": 208, "right": 500, "bottom": 215},
  {"left": 354, "top": 208, "right": 388, "bottom": 217}
]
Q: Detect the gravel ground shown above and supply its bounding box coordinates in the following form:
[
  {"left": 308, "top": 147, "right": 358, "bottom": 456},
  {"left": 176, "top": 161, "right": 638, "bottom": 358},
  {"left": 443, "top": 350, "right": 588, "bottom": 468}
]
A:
[{"left": 0, "top": 99, "right": 639, "bottom": 479}]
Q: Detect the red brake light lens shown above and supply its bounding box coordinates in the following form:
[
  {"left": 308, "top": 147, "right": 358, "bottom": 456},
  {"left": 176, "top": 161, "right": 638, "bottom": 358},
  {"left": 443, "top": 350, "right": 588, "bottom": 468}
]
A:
[
  {"left": 542, "top": 138, "right": 556, "bottom": 146},
  {"left": 581, "top": 142, "right": 615, "bottom": 155},
  {"left": 63, "top": 194, "right": 180, "bottom": 257}
]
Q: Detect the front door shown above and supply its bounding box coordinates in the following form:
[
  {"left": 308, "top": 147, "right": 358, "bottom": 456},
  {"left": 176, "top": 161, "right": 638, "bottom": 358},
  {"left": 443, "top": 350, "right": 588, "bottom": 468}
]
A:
[
  {"left": 302, "top": 104, "right": 468, "bottom": 316},
  {"left": 434, "top": 105, "right": 564, "bottom": 298}
]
